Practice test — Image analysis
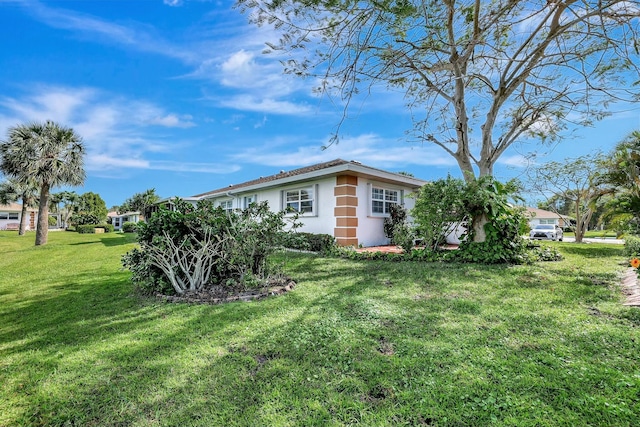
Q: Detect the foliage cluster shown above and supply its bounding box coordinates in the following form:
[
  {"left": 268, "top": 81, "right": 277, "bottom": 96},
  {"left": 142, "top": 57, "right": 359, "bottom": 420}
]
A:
[
  {"left": 412, "top": 176, "right": 529, "bottom": 264},
  {"left": 0, "top": 120, "right": 85, "bottom": 245},
  {"left": 382, "top": 203, "right": 414, "bottom": 252},
  {"left": 118, "top": 188, "right": 160, "bottom": 219},
  {"left": 600, "top": 131, "right": 640, "bottom": 235},
  {"left": 412, "top": 175, "right": 466, "bottom": 251},
  {"left": 122, "top": 199, "right": 299, "bottom": 295},
  {"left": 121, "top": 221, "right": 138, "bottom": 233},
  {"left": 70, "top": 191, "right": 108, "bottom": 226},
  {"left": 281, "top": 232, "right": 335, "bottom": 253},
  {"left": 76, "top": 224, "right": 114, "bottom": 234},
  {"left": 623, "top": 235, "right": 640, "bottom": 258}
]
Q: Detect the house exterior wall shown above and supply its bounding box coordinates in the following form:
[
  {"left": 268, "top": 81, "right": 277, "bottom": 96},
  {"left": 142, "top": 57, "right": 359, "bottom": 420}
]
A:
[
  {"left": 204, "top": 175, "right": 419, "bottom": 247},
  {"left": 353, "top": 177, "right": 418, "bottom": 247},
  {"left": 0, "top": 206, "right": 37, "bottom": 231},
  {"left": 111, "top": 213, "right": 141, "bottom": 230}
]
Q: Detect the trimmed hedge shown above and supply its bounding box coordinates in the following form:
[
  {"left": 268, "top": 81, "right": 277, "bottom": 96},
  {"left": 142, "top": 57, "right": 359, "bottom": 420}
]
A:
[
  {"left": 76, "top": 224, "right": 114, "bottom": 234},
  {"left": 122, "top": 221, "right": 138, "bottom": 233},
  {"left": 282, "top": 232, "right": 335, "bottom": 253}
]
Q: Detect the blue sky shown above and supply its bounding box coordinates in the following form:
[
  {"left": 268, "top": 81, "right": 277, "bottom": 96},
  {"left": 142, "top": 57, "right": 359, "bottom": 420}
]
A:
[{"left": 1, "top": 0, "right": 639, "bottom": 208}]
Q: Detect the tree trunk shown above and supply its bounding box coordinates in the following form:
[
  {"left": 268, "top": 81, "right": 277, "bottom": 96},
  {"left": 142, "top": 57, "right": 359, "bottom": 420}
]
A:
[
  {"left": 18, "top": 200, "right": 28, "bottom": 236},
  {"left": 574, "top": 199, "right": 585, "bottom": 243},
  {"left": 35, "top": 183, "right": 50, "bottom": 246}
]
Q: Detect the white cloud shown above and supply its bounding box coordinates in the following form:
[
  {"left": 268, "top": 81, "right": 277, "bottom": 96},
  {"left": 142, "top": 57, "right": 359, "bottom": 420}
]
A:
[
  {"left": 231, "top": 133, "right": 456, "bottom": 169},
  {"left": 148, "top": 114, "right": 196, "bottom": 128},
  {"left": 17, "top": 1, "right": 324, "bottom": 116},
  {"left": 219, "top": 95, "right": 312, "bottom": 115},
  {"left": 497, "top": 154, "right": 530, "bottom": 168},
  {"left": 0, "top": 84, "right": 234, "bottom": 175},
  {"left": 25, "top": 0, "right": 196, "bottom": 62}
]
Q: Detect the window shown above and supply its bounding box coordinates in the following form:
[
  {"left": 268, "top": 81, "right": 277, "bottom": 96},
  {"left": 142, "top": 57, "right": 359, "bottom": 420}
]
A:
[
  {"left": 219, "top": 200, "right": 233, "bottom": 211},
  {"left": 539, "top": 219, "right": 557, "bottom": 225},
  {"left": 0, "top": 212, "right": 8, "bottom": 220},
  {"left": 243, "top": 195, "right": 256, "bottom": 209},
  {"left": 371, "top": 187, "right": 400, "bottom": 215},
  {"left": 285, "top": 187, "right": 314, "bottom": 214},
  {"left": 8, "top": 213, "right": 18, "bottom": 220}
]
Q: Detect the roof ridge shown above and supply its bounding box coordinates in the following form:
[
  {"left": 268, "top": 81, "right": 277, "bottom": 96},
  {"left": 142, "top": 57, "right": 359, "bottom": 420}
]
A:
[{"left": 192, "top": 158, "right": 350, "bottom": 198}]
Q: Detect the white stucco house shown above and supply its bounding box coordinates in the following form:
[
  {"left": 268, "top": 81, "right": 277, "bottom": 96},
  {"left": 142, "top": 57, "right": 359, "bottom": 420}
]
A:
[
  {"left": 526, "top": 207, "right": 573, "bottom": 228},
  {"left": 0, "top": 203, "right": 37, "bottom": 231},
  {"left": 108, "top": 211, "right": 142, "bottom": 231},
  {"left": 160, "top": 159, "right": 427, "bottom": 247}
]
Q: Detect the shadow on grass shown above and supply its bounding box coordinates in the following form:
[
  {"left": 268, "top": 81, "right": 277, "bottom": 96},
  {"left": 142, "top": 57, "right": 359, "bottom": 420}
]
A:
[
  {"left": 99, "top": 233, "right": 138, "bottom": 247},
  {"left": 3, "top": 251, "right": 638, "bottom": 426},
  {"left": 559, "top": 243, "right": 624, "bottom": 258}
]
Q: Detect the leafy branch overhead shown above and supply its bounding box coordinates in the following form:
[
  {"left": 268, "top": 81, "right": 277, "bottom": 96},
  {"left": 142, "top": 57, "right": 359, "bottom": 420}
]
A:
[{"left": 239, "top": 0, "right": 640, "bottom": 178}]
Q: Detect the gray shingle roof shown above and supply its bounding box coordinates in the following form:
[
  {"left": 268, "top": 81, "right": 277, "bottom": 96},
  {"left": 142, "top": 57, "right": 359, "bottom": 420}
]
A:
[{"left": 193, "top": 159, "right": 351, "bottom": 198}]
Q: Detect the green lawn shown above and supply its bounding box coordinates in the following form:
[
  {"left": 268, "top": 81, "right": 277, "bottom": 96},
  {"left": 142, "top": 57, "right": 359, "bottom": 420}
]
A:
[{"left": 1, "top": 231, "right": 639, "bottom": 426}]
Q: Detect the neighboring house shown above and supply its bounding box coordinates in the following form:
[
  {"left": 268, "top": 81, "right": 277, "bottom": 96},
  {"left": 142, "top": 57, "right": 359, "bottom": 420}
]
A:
[
  {"left": 108, "top": 211, "right": 142, "bottom": 231},
  {"left": 526, "top": 207, "right": 573, "bottom": 228},
  {"left": 0, "top": 203, "right": 37, "bottom": 231},
  {"left": 162, "top": 159, "right": 427, "bottom": 247}
]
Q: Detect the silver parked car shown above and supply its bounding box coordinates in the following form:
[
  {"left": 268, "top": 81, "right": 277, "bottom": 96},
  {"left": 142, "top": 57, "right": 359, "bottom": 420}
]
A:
[{"left": 529, "top": 224, "right": 563, "bottom": 241}]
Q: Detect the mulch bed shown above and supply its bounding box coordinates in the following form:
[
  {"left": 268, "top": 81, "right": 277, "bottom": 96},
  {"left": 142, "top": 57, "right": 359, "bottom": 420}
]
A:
[{"left": 156, "top": 279, "right": 296, "bottom": 304}]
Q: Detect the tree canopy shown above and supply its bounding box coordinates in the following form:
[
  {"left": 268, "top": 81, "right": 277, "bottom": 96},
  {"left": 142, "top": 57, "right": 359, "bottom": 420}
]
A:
[
  {"left": 239, "top": 0, "right": 640, "bottom": 178},
  {"left": 72, "top": 192, "right": 108, "bottom": 226},
  {"left": 0, "top": 121, "right": 85, "bottom": 245},
  {"left": 528, "top": 154, "right": 612, "bottom": 242},
  {"left": 118, "top": 188, "right": 160, "bottom": 220},
  {"left": 600, "top": 130, "right": 640, "bottom": 234}
]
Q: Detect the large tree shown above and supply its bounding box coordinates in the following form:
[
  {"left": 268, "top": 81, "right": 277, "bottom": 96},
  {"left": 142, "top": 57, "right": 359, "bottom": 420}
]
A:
[
  {"left": 239, "top": 0, "right": 640, "bottom": 240},
  {"left": 71, "top": 192, "right": 108, "bottom": 226},
  {"left": 0, "top": 179, "right": 39, "bottom": 235},
  {"left": 600, "top": 130, "right": 640, "bottom": 232},
  {"left": 0, "top": 121, "right": 85, "bottom": 245},
  {"left": 528, "top": 154, "right": 612, "bottom": 243},
  {"left": 119, "top": 188, "right": 160, "bottom": 220},
  {"left": 50, "top": 191, "right": 80, "bottom": 229}
]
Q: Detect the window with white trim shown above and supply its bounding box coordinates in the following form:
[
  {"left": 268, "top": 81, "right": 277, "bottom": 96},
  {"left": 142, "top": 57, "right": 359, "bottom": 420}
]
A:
[
  {"left": 8, "top": 213, "right": 18, "bottom": 220},
  {"left": 371, "top": 187, "right": 400, "bottom": 215},
  {"left": 243, "top": 195, "right": 257, "bottom": 209},
  {"left": 539, "top": 219, "right": 557, "bottom": 225},
  {"left": 284, "top": 187, "right": 314, "bottom": 214},
  {"left": 219, "top": 200, "right": 233, "bottom": 211},
  {"left": 0, "top": 212, "right": 8, "bottom": 220}
]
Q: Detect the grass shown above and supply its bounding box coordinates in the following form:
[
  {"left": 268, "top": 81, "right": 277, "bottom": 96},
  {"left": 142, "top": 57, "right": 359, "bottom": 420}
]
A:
[
  {"left": 564, "top": 229, "right": 619, "bottom": 239},
  {"left": 1, "top": 231, "right": 639, "bottom": 426}
]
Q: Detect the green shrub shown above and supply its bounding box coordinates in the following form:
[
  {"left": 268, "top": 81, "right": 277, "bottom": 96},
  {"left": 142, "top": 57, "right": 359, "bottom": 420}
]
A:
[
  {"left": 624, "top": 235, "right": 640, "bottom": 257},
  {"left": 122, "top": 221, "right": 138, "bottom": 233},
  {"left": 455, "top": 177, "right": 529, "bottom": 264},
  {"left": 122, "top": 199, "right": 301, "bottom": 296},
  {"left": 76, "top": 224, "right": 114, "bottom": 234},
  {"left": 48, "top": 216, "right": 58, "bottom": 227},
  {"left": 282, "top": 232, "right": 335, "bottom": 253},
  {"left": 76, "top": 224, "right": 97, "bottom": 234},
  {"left": 101, "top": 224, "right": 114, "bottom": 233}
]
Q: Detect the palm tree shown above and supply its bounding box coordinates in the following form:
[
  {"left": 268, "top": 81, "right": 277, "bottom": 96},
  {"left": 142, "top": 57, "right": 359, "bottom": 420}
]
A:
[
  {"left": 0, "top": 179, "right": 39, "bottom": 235},
  {"left": 0, "top": 121, "right": 85, "bottom": 245}
]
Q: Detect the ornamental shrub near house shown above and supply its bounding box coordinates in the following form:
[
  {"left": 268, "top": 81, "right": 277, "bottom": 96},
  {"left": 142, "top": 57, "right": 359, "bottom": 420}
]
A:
[
  {"left": 121, "top": 221, "right": 137, "bottom": 233},
  {"left": 281, "top": 232, "right": 336, "bottom": 253},
  {"left": 122, "top": 199, "right": 300, "bottom": 296}
]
